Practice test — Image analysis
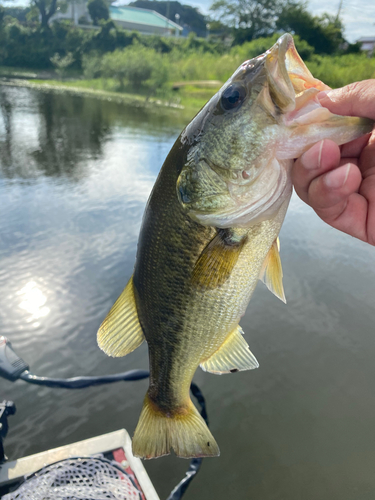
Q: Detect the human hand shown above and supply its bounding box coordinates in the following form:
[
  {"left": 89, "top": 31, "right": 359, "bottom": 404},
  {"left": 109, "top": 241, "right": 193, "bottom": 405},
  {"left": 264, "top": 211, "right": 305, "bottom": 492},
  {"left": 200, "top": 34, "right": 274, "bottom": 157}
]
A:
[{"left": 291, "top": 80, "right": 375, "bottom": 245}]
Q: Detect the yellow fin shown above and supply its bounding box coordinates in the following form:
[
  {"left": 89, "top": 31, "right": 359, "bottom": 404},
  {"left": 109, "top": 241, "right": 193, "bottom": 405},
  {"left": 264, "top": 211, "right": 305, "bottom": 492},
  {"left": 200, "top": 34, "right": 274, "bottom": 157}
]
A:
[
  {"left": 132, "top": 395, "right": 220, "bottom": 459},
  {"left": 97, "top": 276, "right": 145, "bottom": 357},
  {"left": 259, "top": 238, "right": 286, "bottom": 303},
  {"left": 200, "top": 325, "right": 259, "bottom": 374},
  {"left": 191, "top": 231, "right": 247, "bottom": 289}
]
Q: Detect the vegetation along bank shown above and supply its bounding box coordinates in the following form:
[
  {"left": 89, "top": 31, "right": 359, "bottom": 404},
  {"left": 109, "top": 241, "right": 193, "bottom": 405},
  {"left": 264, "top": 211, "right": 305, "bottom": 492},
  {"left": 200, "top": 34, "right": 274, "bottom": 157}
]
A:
[{"left": 1, "top": 0, "right": 375, "bottom": 112}]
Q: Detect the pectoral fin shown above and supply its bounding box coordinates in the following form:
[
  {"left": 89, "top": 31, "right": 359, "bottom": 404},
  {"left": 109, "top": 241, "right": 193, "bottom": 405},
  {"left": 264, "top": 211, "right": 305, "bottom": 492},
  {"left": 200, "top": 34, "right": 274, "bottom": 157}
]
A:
[
  {"left": 191, "top": 229, "right": 247, "bottom": 289},
  {"left": 200, "top": 325, "right": 259, "bottom": 374},
  {"left": 259, "top": 238, "right": 286, "bottom": 303},
  {"left": 97, "top": 276, "right": 145, "bottom": 357}
]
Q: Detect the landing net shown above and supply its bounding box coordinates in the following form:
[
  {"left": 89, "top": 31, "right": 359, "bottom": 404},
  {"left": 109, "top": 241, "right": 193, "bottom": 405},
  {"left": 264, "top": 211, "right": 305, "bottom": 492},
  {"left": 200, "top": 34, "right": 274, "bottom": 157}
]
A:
[{"left": 3, "top": 456, "right": 142, "bottom": 500}]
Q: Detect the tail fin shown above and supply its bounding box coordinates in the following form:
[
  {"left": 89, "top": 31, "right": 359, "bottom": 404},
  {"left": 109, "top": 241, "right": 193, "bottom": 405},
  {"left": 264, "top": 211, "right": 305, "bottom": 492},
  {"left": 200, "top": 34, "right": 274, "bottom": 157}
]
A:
[{"left": 132, "top": 394, "right": 220, "bottom": 459}]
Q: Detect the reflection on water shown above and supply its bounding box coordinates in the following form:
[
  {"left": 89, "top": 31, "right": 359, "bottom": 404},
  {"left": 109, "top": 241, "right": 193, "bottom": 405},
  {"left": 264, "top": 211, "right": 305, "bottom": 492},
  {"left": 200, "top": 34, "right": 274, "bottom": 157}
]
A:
[
  {"left": 18, "top": 281, "right": 50, "bottom": 320},
  {"left": 1, "top": 85, "right": 375, "bottom": 500}
]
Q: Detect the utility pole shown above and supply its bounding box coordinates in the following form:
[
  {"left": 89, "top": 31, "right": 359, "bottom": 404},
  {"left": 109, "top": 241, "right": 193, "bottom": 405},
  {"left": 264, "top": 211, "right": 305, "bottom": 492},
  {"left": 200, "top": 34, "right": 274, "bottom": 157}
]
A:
[
  {"left": 165, "top": 0, "right": 170, "bottom": 36},
  {"left": 335, "top": 0, "right": 343, "bottom": 23}
]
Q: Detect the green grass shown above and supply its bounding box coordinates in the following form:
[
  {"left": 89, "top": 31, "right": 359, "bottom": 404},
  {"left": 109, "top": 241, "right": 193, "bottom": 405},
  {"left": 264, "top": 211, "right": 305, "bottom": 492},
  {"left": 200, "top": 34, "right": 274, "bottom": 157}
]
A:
[
  {"left": 17, "top": 77, "right": 217, "bottom": 113},
  {"left": 32, "top": 78, "right": 119, "bottom": 92},
  {"left": 306, "top": 54, "right": 375, "bottom": 89},
  {"left": 0, "top": 66, "right": 39, "bottom": 78}
]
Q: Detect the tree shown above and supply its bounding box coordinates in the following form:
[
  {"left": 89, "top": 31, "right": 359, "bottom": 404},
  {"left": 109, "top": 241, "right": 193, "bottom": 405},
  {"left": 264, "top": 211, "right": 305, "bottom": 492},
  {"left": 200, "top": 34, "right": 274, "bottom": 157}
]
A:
[
  {"left": 87, "top": 0, "right": 109, "bottom": 25},
  {"left": 276, "top": 1, "right": 344, "bottom": 54},
  {"left": 32, "top": 0, "right": 59, "bottom": 28},
  {"left": 210, "top": 0, "right": 286, "bottom": 43},
  {"left": 0, "top": 5, "right": 5, "bottom": 26}
]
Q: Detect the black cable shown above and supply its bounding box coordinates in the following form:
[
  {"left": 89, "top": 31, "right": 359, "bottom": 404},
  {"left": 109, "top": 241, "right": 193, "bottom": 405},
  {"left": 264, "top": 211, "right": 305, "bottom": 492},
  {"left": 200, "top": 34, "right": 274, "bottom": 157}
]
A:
[
  {"left": 191, "top": 382, "right": 208, "bottom": 425},
  {"left": 19, "top": 369, "right": 150, "bottom": 388},
  {"left": 166, "top": 457, "right": 202, "bottom": 500}
]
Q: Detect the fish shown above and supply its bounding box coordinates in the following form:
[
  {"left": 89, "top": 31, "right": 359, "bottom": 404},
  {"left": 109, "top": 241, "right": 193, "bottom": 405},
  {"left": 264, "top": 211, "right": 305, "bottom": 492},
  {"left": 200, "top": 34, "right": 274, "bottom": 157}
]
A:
[{"left": 97, "top": 33, "right": 373, "bottom": 460}]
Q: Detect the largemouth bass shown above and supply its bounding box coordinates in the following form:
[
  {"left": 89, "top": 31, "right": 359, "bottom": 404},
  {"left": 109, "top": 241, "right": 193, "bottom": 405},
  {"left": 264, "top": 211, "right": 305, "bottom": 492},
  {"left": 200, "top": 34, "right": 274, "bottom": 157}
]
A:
[{"left": 98, "top": 34, "right": 373, "bottom": 459}]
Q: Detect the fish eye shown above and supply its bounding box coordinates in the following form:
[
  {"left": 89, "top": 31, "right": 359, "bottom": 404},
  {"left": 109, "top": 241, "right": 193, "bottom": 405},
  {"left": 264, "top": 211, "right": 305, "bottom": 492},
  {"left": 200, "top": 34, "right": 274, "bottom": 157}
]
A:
[{"left": 220, "top": 83, "right": 247, "bottom": 111}]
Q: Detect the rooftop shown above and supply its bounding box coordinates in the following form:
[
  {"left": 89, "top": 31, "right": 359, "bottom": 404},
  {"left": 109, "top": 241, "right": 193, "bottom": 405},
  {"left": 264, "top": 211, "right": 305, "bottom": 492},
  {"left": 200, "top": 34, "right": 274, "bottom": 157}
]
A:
[
  {"left": 109, "top": 6, "right": 182, "bottom": 30},
  {"left": 357, "top": 36, "right": 375, "bottom": 42}
]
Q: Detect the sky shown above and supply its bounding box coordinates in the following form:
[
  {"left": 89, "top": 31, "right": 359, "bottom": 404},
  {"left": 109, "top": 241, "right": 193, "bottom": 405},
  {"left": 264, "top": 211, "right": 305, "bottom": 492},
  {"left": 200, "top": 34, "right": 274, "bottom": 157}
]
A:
[
  {"left": 5, "top": 0, "right": 375, "bottom": 43},
  {"left": 188, "top": 0, "right": 375, "bottom": 43}
]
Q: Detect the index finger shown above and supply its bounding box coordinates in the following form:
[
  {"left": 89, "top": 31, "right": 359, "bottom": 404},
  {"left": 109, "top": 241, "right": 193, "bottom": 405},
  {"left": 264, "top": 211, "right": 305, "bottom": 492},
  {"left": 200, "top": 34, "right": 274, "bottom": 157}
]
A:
[{"left": 318, "top": 80, "right": 375, "bottom": 120}]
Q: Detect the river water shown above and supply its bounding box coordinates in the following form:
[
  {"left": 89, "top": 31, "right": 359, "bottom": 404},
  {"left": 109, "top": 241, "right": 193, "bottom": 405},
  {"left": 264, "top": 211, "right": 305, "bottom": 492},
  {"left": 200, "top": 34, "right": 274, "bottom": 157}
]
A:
[{"left": 1, "top": 85, "right": 375, "bottom": 500}]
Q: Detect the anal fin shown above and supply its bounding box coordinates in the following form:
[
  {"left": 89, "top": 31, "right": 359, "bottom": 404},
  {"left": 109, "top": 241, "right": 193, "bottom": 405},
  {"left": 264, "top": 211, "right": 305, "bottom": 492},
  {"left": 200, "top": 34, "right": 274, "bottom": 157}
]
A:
[
  {"left": 97, "top": 275, "right": 145, "bottom": 357},
  {"left": 200, "top": 325, "right": 259, "bottom": 375},
  {"left": 259, "top": 238, "right": 286, "bottom": 303}
]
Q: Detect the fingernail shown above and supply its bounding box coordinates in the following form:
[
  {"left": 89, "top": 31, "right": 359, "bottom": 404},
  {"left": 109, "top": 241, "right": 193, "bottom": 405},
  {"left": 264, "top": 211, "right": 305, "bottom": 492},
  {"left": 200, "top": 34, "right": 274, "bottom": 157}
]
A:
[
  {"left": 317, "top": 139, "right": 324, "bottom": 169},
  {"left": 301, "top": 140, "right": 324, "bottom": 170},
  {"left": 317, "top": 91, "right": 329, "bottom": 100},
  {"left": 316, "top": 89, "right": 335, "bottom": 99},
  {"left": 323, "top": 164, "right": 351, "bottom": 189}
]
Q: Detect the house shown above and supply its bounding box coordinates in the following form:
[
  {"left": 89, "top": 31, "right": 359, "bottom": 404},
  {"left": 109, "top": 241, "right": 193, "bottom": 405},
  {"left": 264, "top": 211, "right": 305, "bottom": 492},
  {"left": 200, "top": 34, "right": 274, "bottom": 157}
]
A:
[
  {"left": 50, "top": 3, "right": 182, "bottom": 37},
  {"left": 110, "top": 6, "right": 182, "bottom": 37},
  {"left": 357, "top": 36, "right": 375, "bottom": 54},
  {"left": 51, "top": 1, "right": 91, "bottom": 26}
]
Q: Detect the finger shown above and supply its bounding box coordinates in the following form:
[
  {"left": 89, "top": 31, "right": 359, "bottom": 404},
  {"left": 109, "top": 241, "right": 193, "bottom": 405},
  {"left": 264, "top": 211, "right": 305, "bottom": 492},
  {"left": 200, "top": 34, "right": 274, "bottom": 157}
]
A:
[
  {"left": 359, "top": 168, "right": 375, "bottom": 245},
  {"left": 338, "top": 157, "right": 358, "bottom": 167},
  {"left": 308, "top": 162, "right": 362, "bottom": 210},
  {"left": 317, "top": 192, "right": 368, "bottom": 242},
  {"left": 340, "top": 133, "right": 371, "bottom": 158},
  {"left": 318, "top": 80, "right": 375, "bottom": 120},
  {"left": 292, "top": 140, "right": 341, "bottom": 204},
  {"left": 309, "top": 164, "right": 369, "bottom": 242},
  {"left": 359, "top": 132, "right": 375, "bottom": 177}
]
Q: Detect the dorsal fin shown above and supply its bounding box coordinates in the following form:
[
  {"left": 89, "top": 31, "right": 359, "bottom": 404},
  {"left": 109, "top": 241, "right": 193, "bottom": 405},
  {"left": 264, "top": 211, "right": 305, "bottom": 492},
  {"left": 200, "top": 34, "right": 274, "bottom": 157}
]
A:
[
  {"left": 191, "top": 229, "right": 247, "bottom": 290},
  {"left": 259, "top": 238, "right": 286, "bottom": 303},
  {"left": 200, "top": 325, "right": 259, "bottom": 374},
  {"left": 97, "top": 276, "right": 145, "bottom": 357}
]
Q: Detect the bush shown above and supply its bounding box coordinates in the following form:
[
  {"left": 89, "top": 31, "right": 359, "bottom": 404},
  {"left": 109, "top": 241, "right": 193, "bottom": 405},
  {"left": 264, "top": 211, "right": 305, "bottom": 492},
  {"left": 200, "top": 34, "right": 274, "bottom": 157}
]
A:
[
  {"left": 101, "top": 45, "right": 169, "bottom": 97},
  {"left": 82, "top": 52, "right": 102, "bottom": 79},
  {"left": 50, "top": 51, "right": 75, "bottom": 78}
]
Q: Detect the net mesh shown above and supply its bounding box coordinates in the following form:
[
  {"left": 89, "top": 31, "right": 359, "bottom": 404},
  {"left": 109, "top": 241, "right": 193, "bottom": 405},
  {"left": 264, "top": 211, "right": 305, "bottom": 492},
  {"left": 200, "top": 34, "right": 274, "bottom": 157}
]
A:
[{"left": 3, "top": 456, "right": 142, "bottom": 500}]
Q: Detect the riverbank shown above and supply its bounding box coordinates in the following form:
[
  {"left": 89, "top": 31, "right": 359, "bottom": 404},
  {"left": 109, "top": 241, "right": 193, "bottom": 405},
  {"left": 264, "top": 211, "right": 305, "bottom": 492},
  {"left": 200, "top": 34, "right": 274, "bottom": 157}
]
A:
[
  {"left": 0, "top": 78, "right": 181, "bottom": 107},
  {"left": 0, "top": 69, "right": 220, "bottom": 117}
]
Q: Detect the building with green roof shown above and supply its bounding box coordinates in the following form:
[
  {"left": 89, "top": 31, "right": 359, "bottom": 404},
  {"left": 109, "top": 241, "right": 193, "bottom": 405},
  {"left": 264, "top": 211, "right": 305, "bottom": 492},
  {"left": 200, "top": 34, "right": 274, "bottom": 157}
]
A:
[
  {"left": 50, "top": 4, "right": 182, "bottom": 37},
  {"left": 109, "top": 6, "right": 182, "bottom": 37}
]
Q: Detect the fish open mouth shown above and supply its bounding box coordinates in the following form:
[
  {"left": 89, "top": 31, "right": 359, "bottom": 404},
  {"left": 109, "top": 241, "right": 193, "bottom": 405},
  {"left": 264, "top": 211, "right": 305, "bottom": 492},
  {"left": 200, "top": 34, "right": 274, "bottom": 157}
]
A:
[{"left": 265, "top": 34, "right": 330, "bottom": 114}]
